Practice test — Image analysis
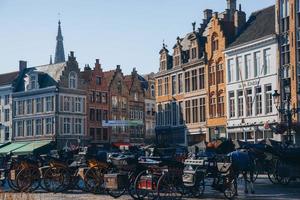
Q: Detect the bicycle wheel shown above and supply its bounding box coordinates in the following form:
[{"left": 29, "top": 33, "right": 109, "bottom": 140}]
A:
[
  {"left": 84, "top": 167, "right": 106, "bottom": 194},
  {"left": 107, "top": 182, "right": 127, "bottom": 198},
  {"left": 134, "top": 170, "right": 157, "bottom": 200},
  {"left": 16, "top": 168, "right": 31, "bottom": 192},
  {"left": 43, "top": 167, "right": 69, "bottom": 193},
  {"left": 16, "top": 168, "right": 40, "bottom": 192},
  {"left": 128, "top": 172, "right": 139, "bottom": 200},
  {"left": 7, "top": 170, "right": 20, "bottom": 192},
  {"left": 157, "top": 173, "right": 183, "bottom": 200}
]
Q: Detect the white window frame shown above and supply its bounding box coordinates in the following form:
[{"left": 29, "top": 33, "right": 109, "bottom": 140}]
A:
[{"left": 69, "top": 71, "right": 77, "bottom": 89}]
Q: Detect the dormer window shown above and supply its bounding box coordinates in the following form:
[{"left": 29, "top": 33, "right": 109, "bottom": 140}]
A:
[
  {"left": 29, "top": 75, "right": 37, "bottom": 90},
  {"left": 191, "top": 40, "right": 198, "bottom": 59},
  {"left": 26, "top": 74, "right": 39, "bottom": 91},
  {"left": 212, "top": 33, "right": 219, "bottom": 52},
  {"left": 173, "top": 48, "right": 181, "bottom": 66},
  {"left": 160, "top": 54, "right": 167, "bottom": 71},
  {"left": 69, "top": 71, "right": 77, "bottom": 89}
]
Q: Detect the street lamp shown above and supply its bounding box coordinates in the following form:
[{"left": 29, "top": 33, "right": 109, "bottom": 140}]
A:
[
  {"left": 273, "top": 90, "right": 280, "bottom": 109},
  {"left": 272, "top": 88, "right": 300, "bottom": 145}
]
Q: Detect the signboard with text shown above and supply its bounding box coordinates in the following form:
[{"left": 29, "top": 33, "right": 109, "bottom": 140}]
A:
[{"left": 102, "top": 120, "right": 143, "bottom": 127}]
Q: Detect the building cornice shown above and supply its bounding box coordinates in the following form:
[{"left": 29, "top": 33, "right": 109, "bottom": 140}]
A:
[
  {"left": 13, "top": 86, "right": 57, "bottom": 97},
  {"left": 155, "top": 58, "right": 205, "bottom": 78},
  {"left": 224, "top": 34, "right": 277, "bottom": 56},
  {"left": 0, "top": 85, "right": 13, "bottom": 91}
]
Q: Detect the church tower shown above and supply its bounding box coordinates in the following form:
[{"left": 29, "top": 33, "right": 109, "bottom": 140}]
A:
[{"left": 54, "top": 20, "right": 65, "bottom": 63}]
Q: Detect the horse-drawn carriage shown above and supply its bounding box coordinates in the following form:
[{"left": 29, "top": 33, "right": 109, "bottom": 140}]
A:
[
  {"left": 272, "top": 147, "right": 300, "bottom": 185},
  {"left": 182, "top": 152, "right": 237, "bottom": 199}
]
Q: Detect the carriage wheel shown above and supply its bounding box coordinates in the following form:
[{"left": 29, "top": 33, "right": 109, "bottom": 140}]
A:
[
  {"left": 134, "top": 170, "right": 157, "bottom": 200},
  {"left": 43, "top": 167, "right": 69, "bottom": 192},
  {"left": 84, "top": 167, "right": 106, "bottom": 194},
  {"left": 157, "top": 173, "right": 183, "bottom": 200},
  {"left": 277, "top": 176, "right": 291, "bottom": 185},
  {"left": 266, "top": 160, "right": 279, "bottom": 184},
  {"left": 276, "top": 160, "right": 291, "bottom": 185},
  {"left": 223, "top": 176, "right": 237, "bottom": 200},
  {"left": 267, "top": 169, "right": 278, "bottom": 184}
]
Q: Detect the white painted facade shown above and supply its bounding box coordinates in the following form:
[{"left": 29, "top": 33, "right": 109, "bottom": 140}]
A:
[
  {"left": 0, "top": 85, "right": 13, "bottom": 143},
  {"left": 224, "top": 35, "right": 282, "bottom": 143}
]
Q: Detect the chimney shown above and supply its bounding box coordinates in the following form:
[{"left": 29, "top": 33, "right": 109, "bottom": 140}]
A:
[
  {"left": 132, "top": 67, "right": 137, "bottom": 75},
  {"left": 19, "top": 60, "right": 27, "bottom": 71},
  {"left": 203, "top": 9, "right": 213, "bottom": 21},
  {"left": 234, "top": 9, "right": 246, "bottom": 35},
  {"left": 68, "top": 51, "right": 76, "bottom": 61},
  {"left": 95, "top": 59, "right": 102, "bottom": 71},
  {"left": 84, "top": 64, "right": 91, "bottom": 71},
  {"left": 227, "top": 0, "right": 236, "bottom": 11},
  {"left": 213, "top": 12, "right": 219, "bottom": 18}
]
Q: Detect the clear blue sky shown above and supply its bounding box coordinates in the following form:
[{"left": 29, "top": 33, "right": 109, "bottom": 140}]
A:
[{"left": 0, "top": 0, "right": 274, "bottom": 75}]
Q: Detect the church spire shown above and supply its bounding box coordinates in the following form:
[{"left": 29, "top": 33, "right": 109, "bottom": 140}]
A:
[{"left": 54, "top": 20, "right": 65, "bottom": 63}]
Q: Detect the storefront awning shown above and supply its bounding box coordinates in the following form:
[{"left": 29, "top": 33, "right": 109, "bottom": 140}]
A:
[
  {"left": 0, "top": 142, "right": 30, "bottom": 155},
  {"left": 11, "top": 140, "right": 53, "bottom": 156}
]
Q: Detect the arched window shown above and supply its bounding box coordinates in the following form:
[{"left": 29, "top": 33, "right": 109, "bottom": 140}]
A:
[
  {"left": 69, "top": 72, "right": 77, "bottom": 89},
  {"left": 212, "top": 33, "right": 219, "bottom": 52},
  {"left": 151, "top": 84, "right": 155, "bottom": 97}
]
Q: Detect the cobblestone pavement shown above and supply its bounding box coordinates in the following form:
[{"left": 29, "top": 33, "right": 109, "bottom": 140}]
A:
[{"left": 1, "top": 176, "right": 300, "bottom": 200}]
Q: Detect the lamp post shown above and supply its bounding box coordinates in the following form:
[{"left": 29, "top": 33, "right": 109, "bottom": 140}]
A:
[{"left": 272, "top": 88, "right": 300, "bottom": 145}]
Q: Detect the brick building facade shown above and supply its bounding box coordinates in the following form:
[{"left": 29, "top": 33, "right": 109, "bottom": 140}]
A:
[
  {"left": 124, "top": 68, "right": 145, "bottom": 144},
  {"left": 205, "top": 1, "right": 246, "bottom": 141},
  {"left": 81, "top": 59, "right": 109, "bottom": 145},
  {"left": 276, "top": 0, "right": 300, "bottom": 144}
]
